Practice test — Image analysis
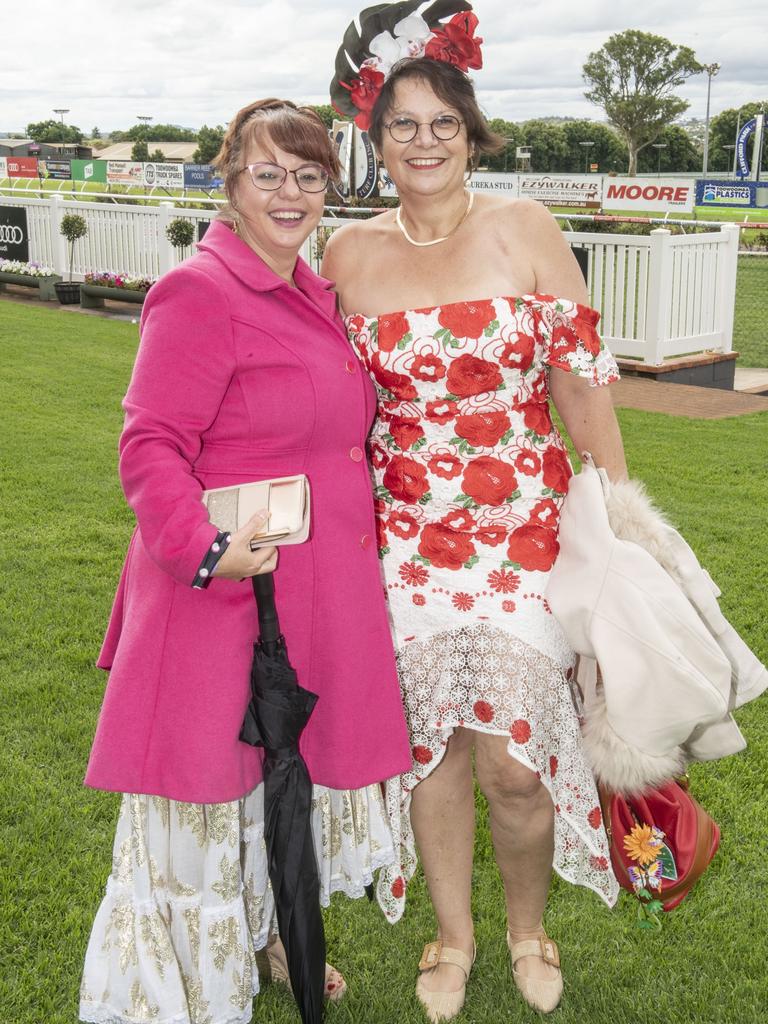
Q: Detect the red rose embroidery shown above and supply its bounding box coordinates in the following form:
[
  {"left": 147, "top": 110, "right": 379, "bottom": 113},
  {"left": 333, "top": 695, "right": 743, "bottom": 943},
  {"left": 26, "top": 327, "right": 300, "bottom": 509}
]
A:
[
  {"left": 500, "top": 333, "right": 535, "bottom": 371},
  {"left": 411, "top": 353, "right": 447, "bottom": 382},
  {"left": 542, "top": 447, "right": 571, "bottom": 494},
  {"left": 369, "top": 444, "right": 389, "bottom": 469},
  {"left": 473, "top": 700, "right": 494, "bottom": 723},
  {"left": 424, "top": 12, "right": 483, "bottom": 72},
  {"left": 441, "top": 508, "right": 476, "bottom": 531},
  {"left": 438, "top": 299, "right": 495, "bottom": 339},
  {"left": 389, "top": 416, "right": 425, "bottom": 451},
  {"left": 549, "top": 756, "right": 558, "bottom": 778},
  {"left": 446, "top": 354, "right": 502, "bottom": 397},
  {"left": 461, "top": 457, "right": 517, "bottom": 505},
  {"left": 510, "top": 719, "right": 531, "bottom": 744},
  {"left": 412, "top": 593, "right": 426, "bottom": 606},
  {"left": 521, "top": 402, "right": 552, "bottom": 437},
  {"left": 529, "top": 498, "right": 560, "bottom": 528},
  {"left": 452, "top": 591, "right": 475, "bottom": 611},
  {"left": 475, "top": 525, "right": 507, "bottom": 547},
  {"left": 487, "top": 568, "right": 520, "bottom": 594},
  {"left": 418, "top": 523, "right": 476, "bottom": 570},
  {"left": 383, "top": 456, "right": 429, "bottom": 503},
  {"left": 390, "top": 876, "right": 405, "bottom": 898},
  {"left": 549, "top": 308, "right": 601, "bottom": 365},
  {"left": 425, "top": 399, "right": 459, "bottom": 424},
  {"left": 399, "top": 561, "right": 429, "bottom": 586},
  {"left": 590, "top": 855, "right": 610, "bottom": 872},
  {"left": 455, "top": 411, "right": 511, "bottom": 447},
  {"left": 502, "top": 599, "right": 516, "bottom": 612},
  {"left": 507, "top": 523, "right": 559, "bottom": 572},
  {"left": 413, "top": 745, "right": 433, "bottom": 765},
  {"left": 378, "top": 311, "right": 410, "bottom": 352},
  {"left": 347, "top": 313, "right": 365, "bottom": 334},
  {"left": 371, "top": 352, "right": 417, "bottom": 401},
  {"left": 514, "top": 450, "right": 541, "bottom": 476},
  {"left": 388, "top": 510, "right": 420, "bottom": 539},
  {"left": 587, "top": 807, "right": 602, "bottom": 830},
  {"left": 428, "top": 453, "right": 462, "bottom": 480}
]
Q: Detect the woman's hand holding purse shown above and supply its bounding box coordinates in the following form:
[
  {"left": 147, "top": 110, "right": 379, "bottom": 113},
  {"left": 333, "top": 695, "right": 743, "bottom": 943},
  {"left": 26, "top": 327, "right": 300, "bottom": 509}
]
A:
[{"left": 213, "top": 510, "right": 278, "bottom": 580}]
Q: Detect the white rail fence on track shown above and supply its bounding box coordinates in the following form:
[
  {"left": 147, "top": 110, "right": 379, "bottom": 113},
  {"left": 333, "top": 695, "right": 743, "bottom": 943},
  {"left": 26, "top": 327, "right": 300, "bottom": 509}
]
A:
[{"left": 1, "top": 195, "right": 739, "bottom": 365}]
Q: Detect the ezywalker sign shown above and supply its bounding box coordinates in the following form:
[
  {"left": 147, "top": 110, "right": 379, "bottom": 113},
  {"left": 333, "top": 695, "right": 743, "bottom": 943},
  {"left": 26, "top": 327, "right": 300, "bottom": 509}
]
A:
[{"left": 0, "top": 206, "right": 29, "bottom": 261}]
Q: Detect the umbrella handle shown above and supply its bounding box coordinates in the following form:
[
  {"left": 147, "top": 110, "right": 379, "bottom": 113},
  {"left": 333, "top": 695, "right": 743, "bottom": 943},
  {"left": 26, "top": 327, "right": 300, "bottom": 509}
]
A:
[{"left": 252, "top": 572, "right": 280, "bottom": 647}]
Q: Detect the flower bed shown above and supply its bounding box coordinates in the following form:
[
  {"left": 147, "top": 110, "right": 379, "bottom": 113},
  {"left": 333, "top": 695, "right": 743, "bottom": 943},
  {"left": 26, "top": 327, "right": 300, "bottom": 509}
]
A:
[
  {"left": 80, "top": 271, "right": 155, "bottom": 309},
  {"left": 0, "top": 260, "right": 61, "bottom": 301}
]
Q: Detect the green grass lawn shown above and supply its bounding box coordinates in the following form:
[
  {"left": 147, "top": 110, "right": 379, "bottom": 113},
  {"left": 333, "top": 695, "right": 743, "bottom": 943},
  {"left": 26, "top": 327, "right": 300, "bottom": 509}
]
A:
[
  {"left": 1, "top": 300, "right": 767, "bottom": 1024},
  {"left": 733, "top": 256, "right": 768, "bottom": 368}
]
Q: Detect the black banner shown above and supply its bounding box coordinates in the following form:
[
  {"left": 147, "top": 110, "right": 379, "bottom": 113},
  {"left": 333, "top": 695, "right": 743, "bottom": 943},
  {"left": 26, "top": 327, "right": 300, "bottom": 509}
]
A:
[{"left": 0, "top": 206, "right": 29, "bottom": 262}]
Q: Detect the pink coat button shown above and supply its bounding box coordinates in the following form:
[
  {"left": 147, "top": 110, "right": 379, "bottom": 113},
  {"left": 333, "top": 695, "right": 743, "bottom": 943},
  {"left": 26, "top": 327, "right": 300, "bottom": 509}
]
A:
[
  {"left": 345, "top": 360, "right": 356, "bottom": 373},
  {"left": 361, "top": 534, "right": 372, "bottom": 549},
  {"left": 349, "top": 447, "right": 363, "bottom": 462}
]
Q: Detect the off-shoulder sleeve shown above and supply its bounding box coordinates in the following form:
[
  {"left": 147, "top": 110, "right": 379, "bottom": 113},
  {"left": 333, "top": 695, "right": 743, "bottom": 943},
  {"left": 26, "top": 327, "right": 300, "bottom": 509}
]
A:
[
  {"left": 118, "top": 264, "right": 236, "bottom": 584},
  {"left": 530, "top": 294, "right": 619, "bottom": 387}
]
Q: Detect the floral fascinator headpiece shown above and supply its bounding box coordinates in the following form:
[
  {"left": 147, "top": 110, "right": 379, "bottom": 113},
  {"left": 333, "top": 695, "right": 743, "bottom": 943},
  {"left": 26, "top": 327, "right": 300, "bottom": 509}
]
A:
[{"left": 330, "top": 1, "right": 483, "bottom": 129}]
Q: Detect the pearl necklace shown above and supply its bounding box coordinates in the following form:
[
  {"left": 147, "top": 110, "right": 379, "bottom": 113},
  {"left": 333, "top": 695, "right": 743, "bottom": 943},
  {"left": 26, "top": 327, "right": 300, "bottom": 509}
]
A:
[{"left": 395, "top": 190, "right": 474, "bottom": 247}]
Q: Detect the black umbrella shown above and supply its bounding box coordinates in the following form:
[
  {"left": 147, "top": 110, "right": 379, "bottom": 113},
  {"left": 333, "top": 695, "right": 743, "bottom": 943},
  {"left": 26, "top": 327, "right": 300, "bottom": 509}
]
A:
[{"left": 240, "top": 571, "right": 326, "bottom": 1024}]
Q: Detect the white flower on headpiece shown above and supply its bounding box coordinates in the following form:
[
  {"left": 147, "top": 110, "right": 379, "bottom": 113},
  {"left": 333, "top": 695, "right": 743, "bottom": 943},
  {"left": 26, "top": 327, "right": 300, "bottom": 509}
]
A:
[{"left": 368, "top": 14, "right": 433, "bottom": 75}]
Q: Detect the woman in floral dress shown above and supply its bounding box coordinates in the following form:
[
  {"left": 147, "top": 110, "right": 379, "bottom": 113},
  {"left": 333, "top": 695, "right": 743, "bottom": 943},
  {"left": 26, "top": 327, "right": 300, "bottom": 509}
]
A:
[{"left": 324, "top": 47, "right": 628, "bottom": 1020}]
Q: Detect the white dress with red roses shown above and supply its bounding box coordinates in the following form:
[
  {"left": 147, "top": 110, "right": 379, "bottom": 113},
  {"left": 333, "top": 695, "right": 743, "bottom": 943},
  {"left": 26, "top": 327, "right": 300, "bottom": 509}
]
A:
[{"left": 345, "top": 293, "right": 621, "bottom": 921}]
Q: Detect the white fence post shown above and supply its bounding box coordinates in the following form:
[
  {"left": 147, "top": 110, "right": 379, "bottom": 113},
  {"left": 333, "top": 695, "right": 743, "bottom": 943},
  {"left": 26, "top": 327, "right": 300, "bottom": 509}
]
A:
[
  {"left": 49, "top": 193, "right": 68, "bottom": 277},
  {"left": 644, "top": 228, "right": 673, "bottom": 365},
  {"left": 157, "top": 201, "right": 175, "bottom": 277},
  {"left": 714, "top": 223, "right": 739, "bottom": 353}
]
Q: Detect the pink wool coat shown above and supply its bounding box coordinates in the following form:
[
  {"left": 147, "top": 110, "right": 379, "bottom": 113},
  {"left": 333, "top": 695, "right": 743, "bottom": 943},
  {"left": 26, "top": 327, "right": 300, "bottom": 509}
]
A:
[{"left": 86, "top": 219, "right": 411, "bottom": 804}]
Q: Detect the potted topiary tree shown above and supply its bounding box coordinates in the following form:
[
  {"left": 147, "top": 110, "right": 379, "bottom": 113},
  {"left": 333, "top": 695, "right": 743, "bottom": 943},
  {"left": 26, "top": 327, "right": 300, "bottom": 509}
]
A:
[
  {"left": 55, "top": 213, "right": 88, "bottom": 304},
  {"left": 166, "top": 217, "right": 196, "bottom": 263}
]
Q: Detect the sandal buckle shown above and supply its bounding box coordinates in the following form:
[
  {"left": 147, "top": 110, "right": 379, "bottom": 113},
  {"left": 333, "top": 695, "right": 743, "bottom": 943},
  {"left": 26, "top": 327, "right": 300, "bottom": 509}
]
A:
[
  {"left": 419, "top": 940, "right": 443, "bottom": 971},
  {"left": 539, "top": 936, "right": 560, "bottom": 968}
]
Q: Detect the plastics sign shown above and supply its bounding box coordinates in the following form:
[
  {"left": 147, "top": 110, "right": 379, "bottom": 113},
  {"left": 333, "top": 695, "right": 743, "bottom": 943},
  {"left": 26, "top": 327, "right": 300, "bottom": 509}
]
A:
[
  {"left": 603, "top": 178, "right": 695, "bottom": 212},
  {"left": 696, "top": 180, "right": 768, "bottom": 208}
]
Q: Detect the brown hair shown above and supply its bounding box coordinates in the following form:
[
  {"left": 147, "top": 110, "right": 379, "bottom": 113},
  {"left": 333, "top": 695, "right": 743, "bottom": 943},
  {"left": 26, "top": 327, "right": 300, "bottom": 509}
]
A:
[
  {"left": 368, "top": 59, "right": 504, "bottom": 168},
  {"left": 214, "top": 99, "right": 340, "bottom": 209}
]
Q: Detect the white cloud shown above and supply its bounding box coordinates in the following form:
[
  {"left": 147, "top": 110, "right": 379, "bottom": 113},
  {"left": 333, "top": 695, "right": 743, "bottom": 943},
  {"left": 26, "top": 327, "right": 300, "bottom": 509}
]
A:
[{"left": 1, "top": 0, "right": 766, "bottom": 132}]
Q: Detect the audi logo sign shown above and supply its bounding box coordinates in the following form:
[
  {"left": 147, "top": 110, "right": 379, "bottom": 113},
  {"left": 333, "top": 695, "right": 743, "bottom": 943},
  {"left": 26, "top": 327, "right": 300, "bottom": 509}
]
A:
[
  {"left": 0, "top": 207, "right": 30, "bottom": 261},
  {"left": 0, "top": 225, "right": 25, "bottom": 244}
]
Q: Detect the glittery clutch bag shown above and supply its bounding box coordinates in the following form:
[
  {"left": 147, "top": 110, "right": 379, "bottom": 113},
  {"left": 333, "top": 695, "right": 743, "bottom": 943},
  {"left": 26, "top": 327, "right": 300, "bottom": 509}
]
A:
[{"left": 201, "top": 474, "right": 310, "bottom": 550}]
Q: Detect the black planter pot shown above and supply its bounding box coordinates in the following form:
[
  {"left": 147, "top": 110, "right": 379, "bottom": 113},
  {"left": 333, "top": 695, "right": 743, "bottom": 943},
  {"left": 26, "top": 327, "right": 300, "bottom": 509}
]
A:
[{"left": 54, "top": 281, "right": 81, "bottom": 305}]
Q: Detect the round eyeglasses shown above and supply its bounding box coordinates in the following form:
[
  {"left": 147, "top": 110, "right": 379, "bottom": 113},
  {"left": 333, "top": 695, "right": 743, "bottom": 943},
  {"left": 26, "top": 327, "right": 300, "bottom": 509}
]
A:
[
  {"left": 383, "top": 115, "right": 464, "bottom": 144},
  {"left": 240, "top": 162, "right": 330, "bottom": 193}
]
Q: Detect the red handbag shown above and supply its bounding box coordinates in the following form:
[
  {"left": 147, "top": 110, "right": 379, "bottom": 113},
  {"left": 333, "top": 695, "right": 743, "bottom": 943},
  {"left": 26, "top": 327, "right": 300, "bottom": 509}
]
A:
[{"left": 600, "top": 778, "right": 720, "bottom": 912}]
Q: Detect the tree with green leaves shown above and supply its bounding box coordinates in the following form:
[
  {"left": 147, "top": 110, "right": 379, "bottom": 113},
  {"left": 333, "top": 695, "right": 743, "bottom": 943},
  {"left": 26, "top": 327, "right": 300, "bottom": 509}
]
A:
[
  {"left": 131, "top": 139, "right": 150, "bottom": 162},
  {"left": 149, "top": 149, "right": 166, "bottom": 162},
  {"left": 583, "top": 30, "right": 702, "bottom": 175},
  {"left": 636, "top": 124, "right": 700, "bottom": 174},
  {"left": 193, "top": 125, "right": 225, "bottom": 164},
  {"left": 91, "top": 126, "right": 101, "bottom": 140},
  {"left": 559, "top": 120, "right": 626, "bottom": 174},
  {"left": 708, "top": 102, "right": 768, "bottom": 174},
  {"left": 306, "top": 105, "right": 336, "bottom": 130},
  {"left": 27, "top": 119, "right": 83, "bottom": 144}
]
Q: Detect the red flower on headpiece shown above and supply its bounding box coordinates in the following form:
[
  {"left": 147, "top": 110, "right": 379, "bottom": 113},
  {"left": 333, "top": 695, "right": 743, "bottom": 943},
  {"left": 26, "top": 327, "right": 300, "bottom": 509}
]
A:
[
  {"left": 341, "top": 65, "right": 385, "bottom": 129},
  {"left": 424, "top": 12, "right": 483, "bottom": 72}
]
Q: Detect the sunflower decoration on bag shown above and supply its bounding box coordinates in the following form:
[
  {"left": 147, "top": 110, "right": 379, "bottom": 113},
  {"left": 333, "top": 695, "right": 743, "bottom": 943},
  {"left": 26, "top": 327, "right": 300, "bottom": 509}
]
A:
[{"left": 330, "top": 1, "right": 483, "bottom": 129}]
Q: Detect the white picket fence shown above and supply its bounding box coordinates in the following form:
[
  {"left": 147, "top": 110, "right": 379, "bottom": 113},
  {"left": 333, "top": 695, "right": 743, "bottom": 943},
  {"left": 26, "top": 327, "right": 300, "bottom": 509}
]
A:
[{"left": 1, "top": 194, "right": 739, "bottom": 365}]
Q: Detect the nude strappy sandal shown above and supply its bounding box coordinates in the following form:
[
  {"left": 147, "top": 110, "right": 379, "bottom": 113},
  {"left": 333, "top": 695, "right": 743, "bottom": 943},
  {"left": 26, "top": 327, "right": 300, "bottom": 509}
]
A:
[
  {"left": 255, "top": 939, "right": 347, "bottom": 1002},
  {"left": 507, "top": 932, "right": 563, "bottom": 1013},
  {"left": 415, "top": 938, "right": 476, "bottom": 1023}
]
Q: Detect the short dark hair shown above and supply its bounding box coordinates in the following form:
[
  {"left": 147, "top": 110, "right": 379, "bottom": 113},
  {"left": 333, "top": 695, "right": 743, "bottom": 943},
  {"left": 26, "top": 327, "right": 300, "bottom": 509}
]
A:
[
  {"left": 368, "top": 59, "right": 504, "bottom": 166},
  {"left": 214, "top": 99, "right": 340, "bottom": 207}
]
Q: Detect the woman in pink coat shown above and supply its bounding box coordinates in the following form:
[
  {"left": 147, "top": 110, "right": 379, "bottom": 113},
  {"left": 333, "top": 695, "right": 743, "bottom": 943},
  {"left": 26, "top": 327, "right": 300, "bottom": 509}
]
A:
[{"left": 80, "top": 99, "right": 411, "bottom": 1024}]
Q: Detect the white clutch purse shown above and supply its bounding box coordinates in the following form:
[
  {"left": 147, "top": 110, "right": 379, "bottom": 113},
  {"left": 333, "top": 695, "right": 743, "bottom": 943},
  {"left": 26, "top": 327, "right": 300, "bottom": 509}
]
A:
[{"left": 201, "top": 474, "right": 311, "bottom": 550}]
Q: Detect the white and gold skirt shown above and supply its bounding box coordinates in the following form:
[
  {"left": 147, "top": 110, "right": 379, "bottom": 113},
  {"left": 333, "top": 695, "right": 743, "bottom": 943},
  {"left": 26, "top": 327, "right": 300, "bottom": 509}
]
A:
[{"left": 80, "top": 783, "right": 392, "bottom": 1024}]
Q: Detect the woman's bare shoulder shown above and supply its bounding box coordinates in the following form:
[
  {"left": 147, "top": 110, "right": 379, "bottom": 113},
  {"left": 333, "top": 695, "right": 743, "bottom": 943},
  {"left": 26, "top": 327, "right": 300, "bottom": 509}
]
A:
[{"left": 322, "top": 212, "right": 396, "bottom": 278}]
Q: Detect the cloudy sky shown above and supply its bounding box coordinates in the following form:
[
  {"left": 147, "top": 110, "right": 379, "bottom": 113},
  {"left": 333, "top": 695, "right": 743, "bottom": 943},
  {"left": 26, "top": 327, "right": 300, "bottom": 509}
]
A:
[{"left": 2, "top": 0, "right": 766, "bottom": 134}]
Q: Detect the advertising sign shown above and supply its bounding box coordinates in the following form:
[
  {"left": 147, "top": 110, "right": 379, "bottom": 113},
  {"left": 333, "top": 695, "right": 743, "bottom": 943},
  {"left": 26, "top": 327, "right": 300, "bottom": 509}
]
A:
[
  {"left": 183, "top": 163, "right": 217, "bottom": 188},
  {"left": 0, "top": 157, "right": 7, "bottom": 180},
  {"left": 603, "top": 177, "right": 695, "bottom": 213},
  {"left": 469, "top": 172, "right": 519, "bottom": 194},
  {"left": 38, "top": 159, "right": 72, "bottom": 181},
  {"left": 7, "top": 157, "right": 38, "bottom": 178},
  {"left": 354, "top": 128, "right": 378, "bottom": 200},
  {"left": 71, "top": 159, "right": 107, "bottom": 183},
  {"left": 696, "top": 179, "right": 768, "bottom": 208},
  {"left": 0, "top": 205, "right": 30, "bottom": 261},
  {"left": 519, "top": 174, "right": 602, "bottom": 208},
  {"left": 143, "top": 162, "right": 185, "bottom": 189},
  {"left": 107, "top": 160, "right": 144, "bottom": 185},
  {"left": 735, "top": 118, "right": 756, "bottom": 179}
]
